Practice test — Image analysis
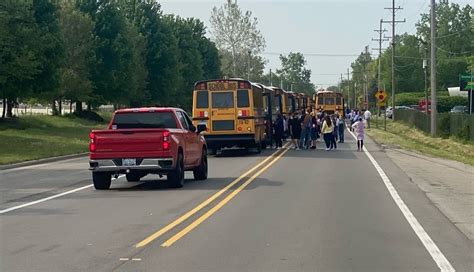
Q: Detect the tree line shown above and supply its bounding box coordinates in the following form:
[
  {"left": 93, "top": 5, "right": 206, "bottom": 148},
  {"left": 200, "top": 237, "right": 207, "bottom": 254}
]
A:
[
  {"left": 1, "top": 0, "right": 221, "bottom": 118},
  {"left": 341, "top": 0, "right": 473, "bottom": 109}
]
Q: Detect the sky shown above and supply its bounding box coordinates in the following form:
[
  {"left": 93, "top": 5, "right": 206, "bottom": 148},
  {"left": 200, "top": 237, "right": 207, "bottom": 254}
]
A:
[{"left": 160, "top": 0, "right": 471, "bottom": 88}]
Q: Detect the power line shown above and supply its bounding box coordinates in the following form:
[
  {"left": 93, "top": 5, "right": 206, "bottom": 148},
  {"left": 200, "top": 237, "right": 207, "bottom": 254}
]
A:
[
  {"left": 262, "top": 52, "right": 360, "bottom": 57},
  {"left": 436, "top": 47, "right": 474, "bottom": 55}
]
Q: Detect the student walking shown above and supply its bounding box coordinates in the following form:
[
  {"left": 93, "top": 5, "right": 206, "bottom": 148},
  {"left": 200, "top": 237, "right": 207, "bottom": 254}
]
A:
[
  {"left": 321, "top": 115, "right": 334, "bottom": 151},
  {"left": 300, "top": 111, "right": 312, "bottom": 149},
  {"left": 330, "top": 115, "right": 337, "bottom": 150},
  {"left": 310, "top": 112, "right": 319, "bottom": 149},
  {"left": 337, "top": 114, "right": 345, "bottom": 143},
  {"left": 273, "top": 114, "right": 284, "bottom": 149},
  {"left": 289, "top": 112, "right": 302, "bottom": 149},
  {"left": 351, "top": 117, "right": 365, "bottom": 151},
  {"left": 364, "top": 109, "right": 372, "bottom": 128}
]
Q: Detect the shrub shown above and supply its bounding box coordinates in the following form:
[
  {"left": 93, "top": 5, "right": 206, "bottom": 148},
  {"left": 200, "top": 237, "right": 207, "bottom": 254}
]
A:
[{"left": 72, "top": 110, "right": 104, "bottom": 122}]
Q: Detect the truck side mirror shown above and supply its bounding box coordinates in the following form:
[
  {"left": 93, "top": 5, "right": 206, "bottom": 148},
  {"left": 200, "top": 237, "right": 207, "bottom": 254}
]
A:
[{"left": 197, "top": 124, "right": 207, "bottom": 134}]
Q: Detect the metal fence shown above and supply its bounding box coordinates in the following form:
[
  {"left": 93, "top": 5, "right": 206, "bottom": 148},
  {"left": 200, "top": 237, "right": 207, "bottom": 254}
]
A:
[{"left": 396, "top": 109, "right": 474, "bottom": 142}]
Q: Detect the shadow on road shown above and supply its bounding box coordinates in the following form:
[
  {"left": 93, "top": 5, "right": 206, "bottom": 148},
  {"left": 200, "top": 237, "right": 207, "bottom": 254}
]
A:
[{"left": 111, "top": 176, "right": 283, "bottom": 192}]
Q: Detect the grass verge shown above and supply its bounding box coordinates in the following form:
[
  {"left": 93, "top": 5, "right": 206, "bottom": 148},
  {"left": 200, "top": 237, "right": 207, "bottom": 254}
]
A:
[
  {"left": 0, "top": 115, "right": 108, "bottom": 165},
  {"left": 366, "top": 119, "right": 474, "bottom": 166}
]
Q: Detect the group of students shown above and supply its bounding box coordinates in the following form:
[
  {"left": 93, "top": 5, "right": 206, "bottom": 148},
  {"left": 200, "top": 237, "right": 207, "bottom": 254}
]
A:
[
  {"left": 272, "top": 109, "right": 367, "bottom": 152},
  {"left": 272, "top": 110, "right": 346, "bottom": 151}
]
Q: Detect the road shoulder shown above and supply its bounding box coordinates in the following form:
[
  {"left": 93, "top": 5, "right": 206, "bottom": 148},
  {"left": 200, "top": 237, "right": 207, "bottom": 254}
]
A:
[{"left": 382, "top": 146, "right": 474, "bottom": 241}]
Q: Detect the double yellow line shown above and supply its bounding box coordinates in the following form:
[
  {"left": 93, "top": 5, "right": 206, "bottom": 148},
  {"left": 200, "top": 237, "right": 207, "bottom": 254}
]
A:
[{"left": 136, "top": 144, "right": 290, "bottom": 248}]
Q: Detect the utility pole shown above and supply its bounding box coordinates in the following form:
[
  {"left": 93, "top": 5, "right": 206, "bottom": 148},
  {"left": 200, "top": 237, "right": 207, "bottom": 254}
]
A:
[
  {"left": 247, "top": 50, "right": 251, "bottom": 81},
  {"left": 430, "top": 0, "right": 437, "bottom": 136},
  {"left": 364, "top": 45, "right": 369, "bottom": 110},
  {"left": 269, "top": 69, "right": 273, "bottom": 86},
  {"left": 383, "top": 0, "right": 405, "bottom": 121},
  {"left": 373, "top": 20, "right": 388, "bottom": 94},
  {"left": 347, "top": 68, "right": 350, "bottom": 109},
  {"left": 373, "top": 19, "right": 389, "bottom": 130}
]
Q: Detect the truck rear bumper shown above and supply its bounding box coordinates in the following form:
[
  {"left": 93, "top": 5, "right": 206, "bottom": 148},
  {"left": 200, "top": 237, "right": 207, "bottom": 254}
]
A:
[{"left": 89, "top": 158, "right": 174, "bottom": 173}]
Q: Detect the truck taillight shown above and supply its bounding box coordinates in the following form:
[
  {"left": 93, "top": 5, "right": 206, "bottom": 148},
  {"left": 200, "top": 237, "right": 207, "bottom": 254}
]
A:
[
  {"left": 163, "top": 131, "right": 170, "bottom": 150},
  {"left": 89, "top": 132, "right": 96, "bottom": 152}
]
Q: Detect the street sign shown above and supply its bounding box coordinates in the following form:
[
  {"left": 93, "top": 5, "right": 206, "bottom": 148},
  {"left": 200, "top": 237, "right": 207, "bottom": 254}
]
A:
[
  {"left": 377, "top": 101, "right": 386, "bottom": 107},
  {"left": 459, "top": 75, "right": 474, "bottom": 91},
  {"left": 375, "top": 90, "right": 387, "bottom": 102}
]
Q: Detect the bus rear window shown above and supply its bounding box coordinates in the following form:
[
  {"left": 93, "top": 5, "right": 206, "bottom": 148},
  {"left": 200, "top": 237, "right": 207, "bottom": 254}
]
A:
[
  {"left": 112, "top": 112, "right": 177, "bottom": 129},
  {"left": 196, "top": 91, "right": 208, "bottom": 108},
  {"left": 325, "top": 97, "right": 334, "bottom": 105},
  {"left": 237, "top": 89, "right": 249, "bottom": 107},
  {"left": 212, "top": 92, "right": 234, "bottom": 108},
  {"left": 336, "top": 97, "right": 342, "bottom": 105}
]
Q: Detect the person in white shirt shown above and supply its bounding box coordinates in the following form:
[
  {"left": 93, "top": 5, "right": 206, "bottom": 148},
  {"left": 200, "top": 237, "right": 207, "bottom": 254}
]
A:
[{"left": 364, "top": 109, "right": 372, "bottom": 128}]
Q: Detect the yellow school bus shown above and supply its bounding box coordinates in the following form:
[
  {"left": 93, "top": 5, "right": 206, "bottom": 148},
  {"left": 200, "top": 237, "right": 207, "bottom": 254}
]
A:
[
  {"left": 192, "top": 79, "right": 266, "bottom": 154},
  {"left": 314, "top": 90, "right": 344, "bottom": 116},
  {"left": 270, "top": 87, "right": 294, "bottom": 118},
  {"left": 295, "top": 92, "right": 311, "bottom": 112},
  {"left": 259, "top": 84, "right": 277, "bottom": 148}
]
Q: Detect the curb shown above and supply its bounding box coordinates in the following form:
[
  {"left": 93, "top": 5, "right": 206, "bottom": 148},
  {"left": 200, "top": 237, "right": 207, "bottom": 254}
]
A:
[{"left": 0, "top": 153, "right": 88, "bottom": 171}]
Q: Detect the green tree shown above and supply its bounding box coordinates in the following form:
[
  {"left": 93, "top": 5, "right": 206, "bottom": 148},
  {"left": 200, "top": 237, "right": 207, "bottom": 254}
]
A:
[
  {"left": 416, "top": 1, "right": 473, "bottom": 89},
  {"left": 58, "top": 2, "right": 95, "bottom": 113},
  {"left": 80, "top": 0, "right": 145, "bottom": 108},
  {"left": 166, "top": 16, "right": 204, "bottom": 110},
  {"left": 210, "top": 0, "right": 265, "bottom": 78},
  {"left": 276, "top": 52, "right": 315, "bottom": 94},
  {"left": 0, "top": 1, "right": 41, "bottom": 117},
  {"left": 125, "top": 0, "right": 180, "bottom": 106},
  {"left": 32, "top": 0, "right": 64, "bottom": 115}
]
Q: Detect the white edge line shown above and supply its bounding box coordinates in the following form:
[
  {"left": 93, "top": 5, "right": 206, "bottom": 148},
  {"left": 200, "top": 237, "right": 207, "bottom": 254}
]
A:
[
  {"left": 347, "top": 128, "right": 455, "bottom": 272},
  {"left": 0, "top": 175, "right": 124, "bottom": 214}
]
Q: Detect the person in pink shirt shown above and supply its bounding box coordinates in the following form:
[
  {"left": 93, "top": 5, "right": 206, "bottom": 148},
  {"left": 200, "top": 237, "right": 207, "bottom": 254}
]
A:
[{"left": 351, "top": 117, "right": 365, "bottom": 151}]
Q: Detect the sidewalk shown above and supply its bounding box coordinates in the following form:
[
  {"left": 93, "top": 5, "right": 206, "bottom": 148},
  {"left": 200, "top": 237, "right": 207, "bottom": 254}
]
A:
[{"left": 381, "top": 145, "right": 474, "bottom": 241}]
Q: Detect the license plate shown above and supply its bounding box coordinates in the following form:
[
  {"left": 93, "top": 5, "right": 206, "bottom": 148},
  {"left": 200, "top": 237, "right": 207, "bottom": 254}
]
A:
[{"left": 122, "top": 159, "right": 136, "bottom": 166}]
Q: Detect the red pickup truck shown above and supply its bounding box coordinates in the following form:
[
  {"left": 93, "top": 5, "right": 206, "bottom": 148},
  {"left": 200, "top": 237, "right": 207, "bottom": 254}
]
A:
[{"left": 89, "top": 107, "right": 208, "bottom": 190}]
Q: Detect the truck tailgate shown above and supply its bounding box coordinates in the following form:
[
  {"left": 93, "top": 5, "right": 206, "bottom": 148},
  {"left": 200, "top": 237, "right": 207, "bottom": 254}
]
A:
[{"left": 93, "top": 129, "right": 165, "bottom": 153}]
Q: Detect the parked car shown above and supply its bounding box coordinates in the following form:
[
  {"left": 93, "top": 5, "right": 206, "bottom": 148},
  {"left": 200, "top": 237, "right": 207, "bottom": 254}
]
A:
[
  {"left": 88, "top": 107, "right": 208, "bottom": 190},
  {"left": 450, "top": 106, "right": 467, "bottom": 113},
  {"left": 386, "top": 106, "right": 412, "bottom": 119}
]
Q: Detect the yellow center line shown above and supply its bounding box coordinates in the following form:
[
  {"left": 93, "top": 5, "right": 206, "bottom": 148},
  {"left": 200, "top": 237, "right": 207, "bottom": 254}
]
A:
[
  {"left": 161, "top": 147, "right": 289, "bottom": 247},
  {"left": 135, "top": 143, "right": 290, "bottom": 248}
]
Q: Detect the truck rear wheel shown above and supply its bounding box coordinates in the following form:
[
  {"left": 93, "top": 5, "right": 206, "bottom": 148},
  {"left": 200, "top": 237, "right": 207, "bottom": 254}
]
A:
[
  {"left": 193, "top": 149, "right": 208, "bottom": 180},
  {"left": 93, "top": 172, "right": 111, "bottom": 190},
  {"left": 167, "top": 153, "right": 184, "bottom": 188}
]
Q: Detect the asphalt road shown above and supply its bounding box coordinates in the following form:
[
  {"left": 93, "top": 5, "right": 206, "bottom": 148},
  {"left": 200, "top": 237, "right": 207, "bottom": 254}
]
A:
[{"left": 1, "top": 129, "right": 472, "bottom": 272}]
